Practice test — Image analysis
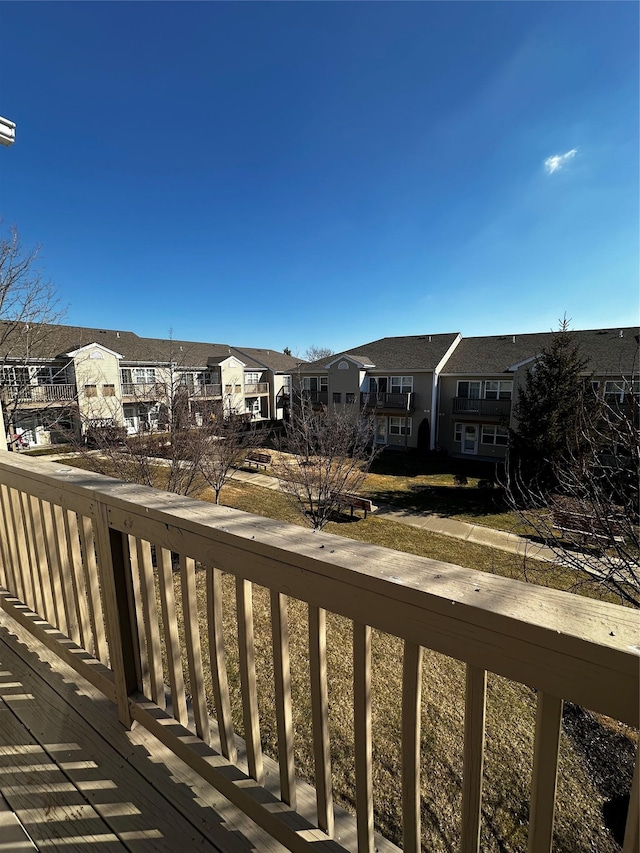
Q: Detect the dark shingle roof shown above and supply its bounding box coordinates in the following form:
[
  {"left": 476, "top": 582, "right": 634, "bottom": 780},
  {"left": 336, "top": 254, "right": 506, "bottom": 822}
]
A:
[
  {"left": 442, "top": 327, "right": 640, "bottom": 375},
  {"left": 230, "top": 347, "right": 304, "bottom": 372},
  {"left": 299, "top": 333, "right": 461, "bottom": 372},
  {"left": 0, "top": 322, "right": 296, "bottom": 369}
]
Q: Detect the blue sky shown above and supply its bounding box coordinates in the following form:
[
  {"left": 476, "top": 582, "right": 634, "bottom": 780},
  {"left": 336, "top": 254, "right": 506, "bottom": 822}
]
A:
[{"left": 1, "top": 2, "right": 637, "bottom": 356}]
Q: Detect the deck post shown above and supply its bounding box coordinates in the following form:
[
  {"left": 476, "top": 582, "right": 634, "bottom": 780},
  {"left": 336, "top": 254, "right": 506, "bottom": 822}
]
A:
[{"left": 95, "top": 503, "right": 140, "bottom": 727}]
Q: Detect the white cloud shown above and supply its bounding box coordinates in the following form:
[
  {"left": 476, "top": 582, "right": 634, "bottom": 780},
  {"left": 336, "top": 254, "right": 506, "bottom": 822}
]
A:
[{"left": 544, "top": 148, "right": 578, "bottom": 174}]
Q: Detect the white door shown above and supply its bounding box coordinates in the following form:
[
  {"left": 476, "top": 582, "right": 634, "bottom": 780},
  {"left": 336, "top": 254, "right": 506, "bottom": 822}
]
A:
[{"left": 461, "top": 424, "right": 478, "bottom": 455}]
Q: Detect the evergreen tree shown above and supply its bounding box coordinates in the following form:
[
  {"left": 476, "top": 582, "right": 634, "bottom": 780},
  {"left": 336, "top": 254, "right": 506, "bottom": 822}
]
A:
[{"left": 509, "top": 321, "right": 595, "bottom": 496}]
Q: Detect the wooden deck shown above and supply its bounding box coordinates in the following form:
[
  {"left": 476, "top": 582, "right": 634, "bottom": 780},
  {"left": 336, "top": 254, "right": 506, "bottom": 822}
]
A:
[{"left": 0, "top": 607, "right": 285, "bottom": 853}]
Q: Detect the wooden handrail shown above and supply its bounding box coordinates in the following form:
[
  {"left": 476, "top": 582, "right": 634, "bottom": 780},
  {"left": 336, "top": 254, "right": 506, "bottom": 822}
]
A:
[{"left": 0, "top": 451, "right": 637, "bottom": 853}]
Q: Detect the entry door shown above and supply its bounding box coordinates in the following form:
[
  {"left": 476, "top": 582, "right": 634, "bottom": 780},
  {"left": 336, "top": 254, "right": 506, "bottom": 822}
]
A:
[
  {"left": 461, "top": 424, "right": 478, "bottom": 455},
  {"left": 375, "top": 417, "right": 387, "bottom": 444}
]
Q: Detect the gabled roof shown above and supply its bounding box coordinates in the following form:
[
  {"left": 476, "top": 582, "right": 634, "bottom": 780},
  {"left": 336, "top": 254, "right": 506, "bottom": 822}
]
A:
[
  {"left": 299, "top": 333, "right": 461, "bottom": 373},
  {"left": 230, "top": 346, "right": 304, "bottom": 372},
  {"left": 442, "top": 327, "right": 640, "bottom": 375},
  {"left": 0, "top": 321, "right": 296, "bottom": 370}
]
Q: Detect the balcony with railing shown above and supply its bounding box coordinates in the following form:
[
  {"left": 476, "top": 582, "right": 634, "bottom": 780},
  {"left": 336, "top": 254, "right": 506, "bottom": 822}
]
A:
[
  {"left": 0, "top": 452, "right": 637, "bottom": 853},
  {"left": 0, "top": 383, "right": 76, "bottom": 405},
  {"left": 360, "top": 391, "right": 414, "bottom": 411},
  {"left": 452, "top": 397, "right": 512, "bottom": 418},
  {"left": 187, "top": 383, "right": 223, "bottom": 399},
  {"left": 244, "top": 382, "right": 270, "bottom": 395},
  {"left": 121, "top": 382, "right": 168, "bottom": 399}
]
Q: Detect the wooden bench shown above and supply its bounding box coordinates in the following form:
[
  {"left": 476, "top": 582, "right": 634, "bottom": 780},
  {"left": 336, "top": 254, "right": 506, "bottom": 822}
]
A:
[
  {"left": 552, "top": 505, "right": 626, "bottom": 547},
  {"left": 331, "top": 492, "right": 376, "bottom": 519},
  {"left": 244, "top": 451, "right": 272, "bottom": 470}
]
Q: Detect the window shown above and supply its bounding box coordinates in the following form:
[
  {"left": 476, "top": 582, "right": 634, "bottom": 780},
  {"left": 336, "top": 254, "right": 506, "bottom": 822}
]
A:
[
  {"left": 481, "top": 425, "right": 509, "bottom": 446},
  {"left": 484, "top": 380, "right": 512, "bottom": 400},
  {"left": 390, "top": 376, "right": 413, "bottom": 394},
  {"left": 457, "top": 381, "right": 481, "bottom": 399},
  {"left": 225, "top": 384, "right": 232, "bottom": 394},
  {"left": 302, "top": 376, "right": 328, "bottom": 391},
  {"left": 389, "top": 417, "right": 412, "bottom": 436},
  {"left": 134, "top": 367, "right": 156, "bottom": 384},
  {"left": 454, "top": 423, "right": 463, "bottom": 443},
  {"left": 84, "top": 384, "right": 97, "bottom": 398},
  {"left": 346, "top": 392, "right": 355, "bottom": 404},
  {"left": 120, "top": 369, "right": 132, "bottom": 385},
  {"left": 102, "top": 384, "right": 115, "bottom": 397},
  {"left": 245, "top": 372, "right": 260, "bottom": 385},
  {"left": 332, "top": 392, "right": 342, "bottom": 404},
  {"left": 282, "top": 375, "right": 291, "bottom": 391},
  {"left": 235, "top": 384, "right": 242, "bottom": 394},
  {"left": 604, "top": 380, "right": 625, "bottom": 402}
]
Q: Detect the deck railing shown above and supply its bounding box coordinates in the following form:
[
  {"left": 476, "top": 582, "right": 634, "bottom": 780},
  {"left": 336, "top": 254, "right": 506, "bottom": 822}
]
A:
[
  {"left": 0, "top": 452, "right": 637, "bottom": 853},
  {"left": 360, "top": 391, "right": 414, "bottom": 411},
  {"left": 452, "top": 397, "right": 511, "bottom": 418},
  {"left": 244, "top": 382, "right": 269, "bottom": 395},
  {"left": 1, "top": 383, "right": 76, "bottom": 403}
]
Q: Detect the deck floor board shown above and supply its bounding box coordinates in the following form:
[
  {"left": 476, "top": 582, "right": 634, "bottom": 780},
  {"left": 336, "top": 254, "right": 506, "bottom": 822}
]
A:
[{"left": 0, "top": 609, "right": 285, "bottom": 853}]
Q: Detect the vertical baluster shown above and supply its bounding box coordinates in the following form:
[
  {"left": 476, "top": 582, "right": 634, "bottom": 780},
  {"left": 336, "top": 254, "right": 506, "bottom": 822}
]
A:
[
  {"left": 0, "top": 483, "right": 15, "bottom": 595},
  {"left": 136, "top": 539, "right": 165, "bottom": 708},
  {"left": 0, "top": 485, "right": 20, "bottom": 597},
  {"left": 8, "top": 488, "right": 28, "bottom": 603},
  {"left": 402, "top": 640, "right": 423, "bottom": 853},
  {"left": 528, "top": 693, "right": 563, "bottom": 853},
  {"left": 271, "top": 589, "right": 295, "bottom": 806},
  {"left": 207, "top": 567, "right": 236, "bottom": 761},
  {"left": 26, "top": 495, "right": 47, "bottom": 618},
  {"left": 78, "top": 516, "right": 108, "bottom": 663},
  {"left": 41, "top": 501, "right": 66, "bottom": 633},
  {"left": 157, "top": 548, "right": 188, "bottom": 726},
  {"left": 623, "top": 749, "right": 639, "bottom": 853},
  {"left": 63, "top": 510, "right": 92, "bottom": 650},
  {"left": 309, "top": 604, "right": 333, "bottom": 835},
  {"left": 36, "top": 499, "right": 57, "bottom": 628},
  {"left": 354, "top": 622, "right": 373, "bottom": 853},
  {"left": 236, "top": 577, "right": 264, "bottom": 783},
  {"left": 180, "top": 555, "right": 210, "bottom": 743},
  {"left": 461, "top": 665, "right": 487, "bottom": 853},
  {"left": 52, "top": 502, "right": 79, "bottom": 642},
  {"left": 18, "top": 491, "right": 39, "bottom": 614},
  {"left": 128, "top": 535, "right": 151, "bottom": 698}
]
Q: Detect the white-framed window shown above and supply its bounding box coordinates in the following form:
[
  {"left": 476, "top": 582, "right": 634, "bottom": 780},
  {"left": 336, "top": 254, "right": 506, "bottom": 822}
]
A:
[
  {"left": 483, "top": 380, "right": 513, "bottom": 400},
  {"left": 390, "top": 376, "right": 413, "bottom": 394},
  {"left": 454, "top": 423, "right": 463, "bottom": 443},
  {"left": 282, "top": 375, "right": 291, "bottom": 391},
  {"left": 481, "top": 425, "right": 509, "bottom": 446},
  {"left": 457, "top": 381, "right": 481, "bottom": 399},
  {"left": 245, "top": 371, "right": 260, "bottom": 385},
  {"left": 134, "top": 367, "right": 156, "bottom": 384},
  {"left": 389, "top": 416, "right": 412, "bottom": 436}
]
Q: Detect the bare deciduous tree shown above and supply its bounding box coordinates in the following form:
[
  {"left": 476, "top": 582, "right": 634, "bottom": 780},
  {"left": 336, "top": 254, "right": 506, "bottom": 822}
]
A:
[
  {"left": 304, "top": 345, "right": 333, "bottom": 362},
  {"left": 275, "top": 402, "right": 378, "bottom": 529},
  {"left": 200, "top": 412, "right": 260, "bottom": 504},
  {"left": 0, "top": 225, "right": 67, "bottom": 445},
  {"left": 505, "top": 383, "right": 640, "bottom": 608}
]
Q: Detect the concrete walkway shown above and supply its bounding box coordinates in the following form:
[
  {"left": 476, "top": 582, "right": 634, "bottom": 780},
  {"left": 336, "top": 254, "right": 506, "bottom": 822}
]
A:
[{"left": 226, "top": 467, "right": 561, "bottom": 562}]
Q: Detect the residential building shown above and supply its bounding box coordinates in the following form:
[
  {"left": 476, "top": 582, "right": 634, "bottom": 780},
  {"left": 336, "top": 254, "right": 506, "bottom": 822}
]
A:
[
  {"left": 0, "top": 322, "right": 300, "bottom": 447},
  {"left": 295, "top": 333, "right": 462, "bottom": 451},
  {"left": 294, "top": 326, "right": 638, "bottom": 457},
  {"left": 438, "top": 326, "right": 639, "bottom": 460}
]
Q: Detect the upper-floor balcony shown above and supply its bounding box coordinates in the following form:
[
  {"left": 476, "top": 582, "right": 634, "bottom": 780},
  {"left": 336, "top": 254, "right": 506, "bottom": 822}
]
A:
[
  {"left": 244, "top": 382, "right": 269, "bottom": 396},
  {"left": 294, "top": 389, "right": 329, "bottom": 406},
  {"left": 361, "top": 391, "right": 415, "bottom": 411},
  {"left": 0, "top": 383, "right": 76, "bottom": 406},
  {"left": 452, "top": 397, "right": 512, "bottom": 418},
  {"left": 121, "top": 382, "right": 168, "bottom": 400},
  {"left": 0, "top": 452, "right": 637, "bottom": 853},
  {"left": 187, "top": 383, "right": 223, "bottom": 399}
]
